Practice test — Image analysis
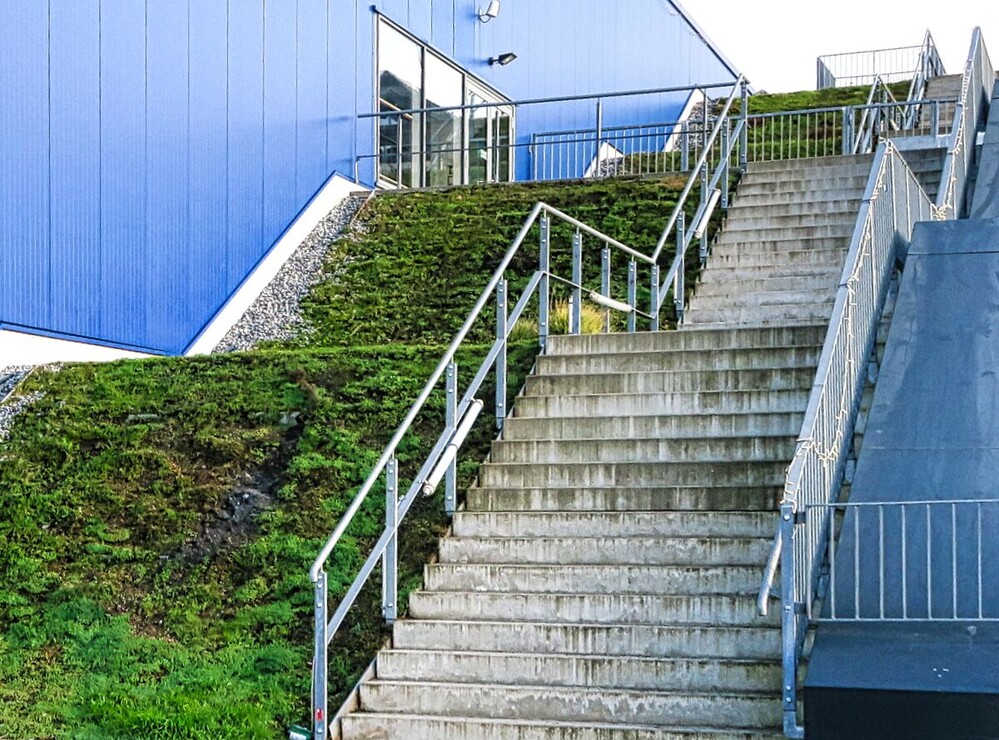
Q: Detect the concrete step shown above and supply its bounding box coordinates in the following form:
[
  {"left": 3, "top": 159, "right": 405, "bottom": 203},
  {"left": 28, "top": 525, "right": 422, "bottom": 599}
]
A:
[
  {"left": 545, "top": 324, "right": 827, "bottom": 354},
  {"left": 451, "top": 510, "right": 776, "bottom": 539},
  {"left": 407, "top": 591, "right": 773, "bottom": 626},
  {"left": 683, "top": 302, "right": 834, "bottom": 327},
  {"left": 392, "top": 619, "right": 780, "bottom": 659},
  {"left": 342, "top": 714, "right": 784, "bottom": 739},
  {"left": 705, "top": 247, "right": 847, "bottom": 269},
  {"left": 740, "top": 162, "right": 873, "bottom": 182},
  {"left": 694, "top": 273, "right": 838, "bottom": 297},
  {"left": 523, "top": 367, "right": 816, "bottom": 396},
  {"left": 375, "top": 650, "right": 781, "bottom": 692},
  {"left": 464, "top": 485, "right": 780, "bottom": 512},
  {"left": 729, "top": 189, "right": 867, "bottom": 208},
  {"left": 689, "top": 288, "right": 837, "bottom": 310},
  {"left": 423, "top": 563, "right": 768, "bottom": 595},
  {"left": 535, "top": 346, "right": 822, "bottom": 376},
  {"left": 710, "top": 236, "right": 850, "bottom": 256},
  {"left": 489, "top": 436, "right": 796, "bottom": 464},
  {"left": 437, "top": 535, "right": 772, "bottom": 566},
  {"left": 358, "top": 681, "right": 780, "bottom": 729},
  {"left": 510, "top": 389, "right": 811, "bottom": 418},
  {"left": 743, "top": 153, "right": 873, "bottom": 172},
  {"left": 501, "top": 411, "right": 804, "bottom": 441},
  {"left": 725, "top": 199, "right": 861, "bottom": 218},
  {"left": 721, "top": 211, "right": 858, "bottom": 232},
  {"left": 696, "top": 264, "right": 842, "bottom": 285},
  {"left": 732, "top": 175, "right": 869, "bottom": 198}
]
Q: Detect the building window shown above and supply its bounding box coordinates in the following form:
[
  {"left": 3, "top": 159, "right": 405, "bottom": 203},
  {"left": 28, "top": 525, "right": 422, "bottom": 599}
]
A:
[{"left": 376, "top": 17, "right": 514, "bottom": 188}]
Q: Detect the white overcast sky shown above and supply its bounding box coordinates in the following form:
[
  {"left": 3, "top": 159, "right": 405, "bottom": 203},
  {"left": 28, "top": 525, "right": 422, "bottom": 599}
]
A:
[{"left": 689, "top": 0, "right": 997, "bottom": 93}]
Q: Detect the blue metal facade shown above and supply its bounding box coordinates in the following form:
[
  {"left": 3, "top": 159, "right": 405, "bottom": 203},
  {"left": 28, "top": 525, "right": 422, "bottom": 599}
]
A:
[{"left": 0, "top": 0, "right": 737, "bottom": 355}]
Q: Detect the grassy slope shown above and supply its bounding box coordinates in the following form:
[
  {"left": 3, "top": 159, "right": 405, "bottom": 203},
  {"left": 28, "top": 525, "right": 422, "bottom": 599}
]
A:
[{"left": 0, "top": 176, "right": 696, "bottom": 738}]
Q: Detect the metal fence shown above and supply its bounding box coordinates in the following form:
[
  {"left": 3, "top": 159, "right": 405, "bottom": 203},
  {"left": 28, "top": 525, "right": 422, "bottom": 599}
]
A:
[
  {"left": 807, "top": 499, "right": 999, "bottom": 623},
  {"left": 935, "top": 27, "right": 994, "bottom": 219},
  {"left": 756, "top": 139, "right": 934, "bottom": 738},
  {"left": 817, "top": 30, "right": 944, "bottom": 89}
]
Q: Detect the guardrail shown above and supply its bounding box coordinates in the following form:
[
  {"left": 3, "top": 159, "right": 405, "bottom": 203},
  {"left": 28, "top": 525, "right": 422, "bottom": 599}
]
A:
[
  {"left": 817, "top": 30, "right": 944, "bottom": 89},
  {"left": 805, "top": 499, "right": 999, "bottom": 622},
  {"left": 756, "top": 140, "right": 934, "bottom": 738},
  {"left": 936, "top": 27, "right": 994, "bottom": 219}
]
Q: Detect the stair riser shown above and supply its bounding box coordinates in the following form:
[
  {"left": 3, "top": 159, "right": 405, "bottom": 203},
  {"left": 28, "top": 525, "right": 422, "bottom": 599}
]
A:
[
  {"left": 694, "top": 275, "right": 837, "bottom": 296},
  {"left": 451, "top": 511, "right": 775, "bottom": 539},
  {"left": 722, "top": 213, "right": 858, "bottom": 231},
  {"left": 705, "top": 249, "right": 846, "bottom": 269},
  {"left": 697, "top": 265, "right": 840, "bottom": 285},
  {"left": 683, "top": 305, "right": 833, "bottom": 326},
  {"left": 726, "top": 201, "right": 861, "bottom": 218},
  {"left": 392, "top": 621, "right": 781, "bottom": 659},
  {"left": 733, "top": 176, "right": 869, "bottom": 197},
  {"left": 407, "top": 592, "right": 773, "bottom": 626},
  {"left": 359, "top": 683, "right": 780, "bottom": 728},
  {"left": 545, "top": 325, "right": 826, "bottom": 354},
  {"left": 501, "top": 412, "right": 804, "bottom": 441},
  {"left": 464, "top": 486, "right": 780, "bottom": 513},
  {"left": 341, "top": 715, "right": 785, "bottom": 740},
  {"left": 731, "top": 190, "right": 866, "bottom": 207},
  {"left": 376, "top": 651, "right": 782, "bottom": 693},
  {"left": 523, "top": 367, "right": 816, "bottom": 396},
  {"left": 688, "top": 290, "right": 837, "bottom": 310},
  {"left": 438, "top": 537, "right": 772, "bottom": 566},
  {"left": 715, "top": 224, "right": 854, "bottom": 240},
  {"left": 511, "top": 391, "right": 811, "bottom": 418},
  {"left": 423, "top": 564, "right": 767, "bottom": 595},
  {"left": 489, "top": 437, "right": 796, "bottom": 464},
  {"left": 479, "top": 460, "right": 789, "bottom": 489},
  {"left": 536, "top": 348, "right": 822, "bottom": 375}
]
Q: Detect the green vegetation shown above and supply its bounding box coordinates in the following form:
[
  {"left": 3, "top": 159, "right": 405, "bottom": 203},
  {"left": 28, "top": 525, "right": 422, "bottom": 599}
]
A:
[{"left": 0, "top": 175, "right": 699, "bottom": 738}]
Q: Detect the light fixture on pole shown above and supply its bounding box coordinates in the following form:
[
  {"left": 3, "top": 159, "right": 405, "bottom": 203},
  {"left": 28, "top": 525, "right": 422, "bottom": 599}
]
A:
[
  {"left": 478, "top": 0, "right": 500, "bottom": 22},
  {"left": 488, "top": 52, "right": 518, "bottom": 66}
]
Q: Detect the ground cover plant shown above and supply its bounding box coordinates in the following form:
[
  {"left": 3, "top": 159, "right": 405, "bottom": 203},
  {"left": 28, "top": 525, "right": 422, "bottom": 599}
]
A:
[{"left": 0, "top": 175, "right": 705, "bottom": 738}]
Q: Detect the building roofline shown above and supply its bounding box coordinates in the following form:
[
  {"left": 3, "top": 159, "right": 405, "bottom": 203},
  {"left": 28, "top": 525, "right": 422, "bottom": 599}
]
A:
[{"left": 664, "top": 0, "right": 745, "bottom": 86}]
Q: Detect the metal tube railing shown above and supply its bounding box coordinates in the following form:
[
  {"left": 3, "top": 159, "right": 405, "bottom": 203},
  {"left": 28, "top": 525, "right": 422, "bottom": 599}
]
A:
[{"left": 816, "top": 31, "right": 944, "bottom": 90}]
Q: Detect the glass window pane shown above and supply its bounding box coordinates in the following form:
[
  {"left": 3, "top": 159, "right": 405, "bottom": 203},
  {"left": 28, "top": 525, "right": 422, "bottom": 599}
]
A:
[
  {"left": 468, "top": 93, "right": 489, "bottom": 185},
  {"left": 494, "top": 110, "right": 512, "bottom": 182},
  {"left": 378, "top": 23, "right": 422, "bottom": 187},
  {"left": 424, "top": 56, "right": 463, "bottom": 187}
]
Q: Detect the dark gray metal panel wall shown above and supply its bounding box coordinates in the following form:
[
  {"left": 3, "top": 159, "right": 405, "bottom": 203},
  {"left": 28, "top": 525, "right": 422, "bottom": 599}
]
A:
[{"left": 0, "top": 0, "right": 737, "bottom": 354}]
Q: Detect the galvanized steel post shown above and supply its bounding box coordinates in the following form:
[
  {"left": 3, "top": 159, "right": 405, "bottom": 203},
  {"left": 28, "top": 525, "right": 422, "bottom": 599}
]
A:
[
  {"left": 739, "top": 80, "right": 749, "bottom": 172},
  {"left": 649, "top": 264, "right": 660, "bottom": 332},
  {"left": 780, "top": 502, "right": 803, "bottom": 738},
  {"left": 570, "top": 231, "right": 583, "bottom": 335},
  {"left": 626, "top": 260, "right": 637, "bottom": 333},
  {"left": 842, "top": 107, "right": 853, "bottom": 156},
  {"left": 539, "top": 216, "right": 551, "bottom": 353},
  {"left": 721, "top": 120, "right": 730, "bottom": 209},
  {"left": 595, "top": 99, "right": 604, "bottom": 177},
  {"left": 445, "top": 362, "right": 457, "bottom": 516},
  {"left": 312, "top": 572, "right": 329, "bottom": 738},
  {"left": 674, "top": 212, "right": 686, "bottom": 323},
  {"left": 496, "top": 280, "right": 508, "bottom": 429},
  {"left": 600, "top": 246, "right": 612, "bottom": 333},
  {"left": 382, "top": 458, "right": 399, "bottom": 624}
]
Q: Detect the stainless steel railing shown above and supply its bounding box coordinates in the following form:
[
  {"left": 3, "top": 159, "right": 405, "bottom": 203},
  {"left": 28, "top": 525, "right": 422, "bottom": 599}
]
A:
[
  {"left": 807, "top": 499, "right": 999, "bottom": 623},
  {"left": 757, "top": 140, "right": 934, "bottom": 738},
  {"left": 817, "top": 30, "right": 944, "bottom": 90},
  {"left": 935, "top": 27, "right": 994, "bottom": 220}
]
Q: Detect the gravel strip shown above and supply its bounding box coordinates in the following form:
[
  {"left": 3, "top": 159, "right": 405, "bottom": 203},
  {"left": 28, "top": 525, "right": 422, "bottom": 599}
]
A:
[
  {"left": 0, "top": 366, "right": 39, "bottom": 442},
  {"left": 214, "top": 195, "right": 368, "bottom": 353}
]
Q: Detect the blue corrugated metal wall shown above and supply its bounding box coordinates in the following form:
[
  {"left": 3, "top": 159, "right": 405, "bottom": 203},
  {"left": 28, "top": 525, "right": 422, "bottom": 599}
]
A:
[{"left": 0, "top": 0, "right": 736, "bottom": 354}]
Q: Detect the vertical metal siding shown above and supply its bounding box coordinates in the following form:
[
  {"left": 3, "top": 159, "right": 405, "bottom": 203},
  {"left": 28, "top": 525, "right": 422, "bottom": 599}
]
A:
[
  {"left": 0, "top": 1, "right": 50, "bottom": 329},
  {"left": 298, "top": 1, "right": 331, "bottom": 207},
  {"left": 49, "top": 1, "right": 102, "bottom": 339}
]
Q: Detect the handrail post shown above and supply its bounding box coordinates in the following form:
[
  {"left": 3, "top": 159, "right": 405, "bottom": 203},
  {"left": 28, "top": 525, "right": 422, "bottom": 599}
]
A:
[
  {"left": 626, "top": 260, "right": 637, "bottom": 333},
  {"left": 842, "top": 106, "right": 852, "bottom": 156},
  {"left": 539, "top": 216, "right": 551, "bottom": 353},
  {"left": 570, "top": 231, "right": 583, "bottom": 335},
  {"left": 445, "top": 362, "right": 458, "bottom": 516},
  {"left": 650, "top": 264, "right": 661, "bottom": 332},
  {"left": 600, "top": 245, "right": 612, "bottom": 333},
  {"left": 595, "top": 99, "right": 604, "bottom": 177},
  {"left": 739, "top": 79, "right": 749, "bottom": 173},
  {"left": 721, "top": 120, "right": 730, "bottom": 209},
  {"left": 681, "top": 120, "right": 689, "bottom": 172},
  {"left": 396, "top": 115, "right": 404, "bottom": 187},
  {"left": 312, "top": 572, "right": 329, "bottom": 739},
  {"left": 496, "top": 279, "right": 508, "bottom": 429},
  {"left": 780, "top": 502, "right": 802, "bottom": 737},
  {"left": 674, "top": 212, "right": 686, "bottom": 323},
  {"left": 382, "top": 457, "right": 399, "bottom": 624},
  {"left": 931, "top": 99, "right": 940, "bottom": 137}
]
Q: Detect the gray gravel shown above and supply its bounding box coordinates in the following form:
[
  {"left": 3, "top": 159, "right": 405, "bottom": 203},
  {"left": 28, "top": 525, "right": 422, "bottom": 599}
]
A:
[
  {"left": 0, "top": 366, "right": 39, "bottom": 442},
  {"left": 214, "top": 195, "right": 367, "bottom": 353}
]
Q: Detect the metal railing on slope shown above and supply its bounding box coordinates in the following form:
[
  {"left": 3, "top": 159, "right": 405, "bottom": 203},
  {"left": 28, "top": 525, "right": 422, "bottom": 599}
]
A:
[
  {"left": 755, "top": 140, "right": 934, "bottom": 738},
  {"left": 817, "top": 30, "right": 944, "bottom": 89},
  {"left": 310, "top": 73, "right": 751, "bottom": 738},
  {"left": 935, "top": 27, "right": 994, "bottom": 220}
]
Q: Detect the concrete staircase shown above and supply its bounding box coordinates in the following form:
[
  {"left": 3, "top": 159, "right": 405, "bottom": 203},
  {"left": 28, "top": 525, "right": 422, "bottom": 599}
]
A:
[{"left": 335, "top": 156, "right": 880, "bottom": 739}]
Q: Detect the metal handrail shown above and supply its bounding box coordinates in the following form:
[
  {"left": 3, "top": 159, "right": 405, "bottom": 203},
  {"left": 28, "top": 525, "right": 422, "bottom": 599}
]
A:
[
  {"left": 817, "top": 31, "right": 944, "bottom": 90},
  {"left": 935, "top": 27, "right": 993, "bottom": 220},
  {"left": 758, "top": 140, "right": 935, "bottom": 738},
  {"left": 308, "top": 199, "right": 658, "bottom": 737}
]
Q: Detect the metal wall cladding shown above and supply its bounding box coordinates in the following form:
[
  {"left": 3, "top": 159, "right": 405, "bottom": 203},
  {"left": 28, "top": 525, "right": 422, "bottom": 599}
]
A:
[{"left": 0, "top": 0, "right": 737, "bottom": 354}]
